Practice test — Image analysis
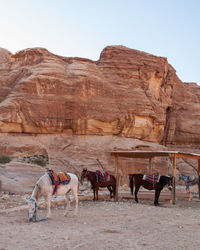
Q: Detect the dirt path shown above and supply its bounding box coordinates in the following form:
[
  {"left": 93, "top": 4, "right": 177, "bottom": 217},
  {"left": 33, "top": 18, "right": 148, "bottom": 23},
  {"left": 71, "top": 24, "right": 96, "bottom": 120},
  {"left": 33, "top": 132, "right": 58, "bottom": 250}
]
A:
[{"left": 1, "top": 198, "right": 200, "bottom": 250}]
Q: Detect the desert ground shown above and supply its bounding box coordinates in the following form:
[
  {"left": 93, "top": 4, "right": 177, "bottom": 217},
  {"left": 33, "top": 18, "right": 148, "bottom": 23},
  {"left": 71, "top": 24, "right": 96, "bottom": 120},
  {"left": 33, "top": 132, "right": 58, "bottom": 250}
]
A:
[{"left": 1, "top": 189, "right": 200, "bottom": 250}]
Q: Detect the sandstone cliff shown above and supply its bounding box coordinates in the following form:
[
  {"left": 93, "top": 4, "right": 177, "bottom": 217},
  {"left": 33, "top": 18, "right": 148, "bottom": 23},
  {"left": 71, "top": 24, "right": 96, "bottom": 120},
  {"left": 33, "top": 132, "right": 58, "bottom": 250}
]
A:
[
  {"left": 0, "top": 46, "right": 200, "bottom": 192},
  {"left": 163, "top": 81, "right": 200, "bottom": 145},
  {"left": 0, "top": 45, "right": 183, "bottom": 144}
]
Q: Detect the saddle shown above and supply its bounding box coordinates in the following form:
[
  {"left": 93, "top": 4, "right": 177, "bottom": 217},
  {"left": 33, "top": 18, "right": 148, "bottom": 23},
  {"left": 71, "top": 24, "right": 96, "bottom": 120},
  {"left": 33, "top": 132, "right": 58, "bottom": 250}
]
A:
[
  {"left": 143, "top": 174, "right": 160, "bottom": 185},
  {"left": 47, "top": 170, "right": 71, "bottom": 194},
  {"left": 95, "top": 170, "right": 110, "bottom": 183}
]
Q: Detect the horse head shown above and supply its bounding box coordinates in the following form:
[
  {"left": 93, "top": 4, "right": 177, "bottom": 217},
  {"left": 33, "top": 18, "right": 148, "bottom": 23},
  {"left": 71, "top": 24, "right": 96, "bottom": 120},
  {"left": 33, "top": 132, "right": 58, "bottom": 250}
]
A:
[
  {"left": 28, "top": 198, "right": 37, "bottom": 222},
  {"left": 167, "top": 176, "right": 173, "bottom": 191},
  {"left": 80, "top": 168, "right": 88, "bottom": 183},
  {"left": 178, "top": 174, "right": 183, "bottom": 182}
]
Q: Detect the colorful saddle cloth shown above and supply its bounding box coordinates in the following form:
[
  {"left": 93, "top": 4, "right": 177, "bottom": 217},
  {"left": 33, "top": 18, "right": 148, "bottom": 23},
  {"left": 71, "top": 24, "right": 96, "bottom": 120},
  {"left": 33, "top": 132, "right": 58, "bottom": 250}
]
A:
[
  {"left": 47, "top": 170, "right": 71, "bottom": 194},
  {"left": 95, "top": 170, "right": 110, "bottom": 182},
  {"left": 143, "top": 174, "right": 160, "bottom": 185},
  {"left": 58, "top": 172, "right": 71, "bottom": 184}
]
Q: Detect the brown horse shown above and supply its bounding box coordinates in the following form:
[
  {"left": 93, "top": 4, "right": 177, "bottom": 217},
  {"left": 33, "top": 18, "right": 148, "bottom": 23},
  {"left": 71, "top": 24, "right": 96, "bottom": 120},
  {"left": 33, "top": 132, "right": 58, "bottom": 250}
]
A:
[
  {"left": 129, "top": 174, "right": 172, "bottom": 206},
  {"left": 81, "top": 168, "right": 116, "bottom": 200}
]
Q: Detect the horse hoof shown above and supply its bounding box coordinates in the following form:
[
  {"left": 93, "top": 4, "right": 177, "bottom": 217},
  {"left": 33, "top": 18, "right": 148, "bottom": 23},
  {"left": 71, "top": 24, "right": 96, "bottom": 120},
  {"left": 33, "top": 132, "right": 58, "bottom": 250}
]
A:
[{"left": 46, "top": 213, "right": 51, "bottom": 219}]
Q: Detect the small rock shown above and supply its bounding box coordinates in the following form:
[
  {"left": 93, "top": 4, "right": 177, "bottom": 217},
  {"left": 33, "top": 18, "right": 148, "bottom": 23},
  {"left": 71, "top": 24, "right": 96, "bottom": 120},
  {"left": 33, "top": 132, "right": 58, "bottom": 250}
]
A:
[{"left": 2, "top": 194, "right": 9, "bottom": 200}]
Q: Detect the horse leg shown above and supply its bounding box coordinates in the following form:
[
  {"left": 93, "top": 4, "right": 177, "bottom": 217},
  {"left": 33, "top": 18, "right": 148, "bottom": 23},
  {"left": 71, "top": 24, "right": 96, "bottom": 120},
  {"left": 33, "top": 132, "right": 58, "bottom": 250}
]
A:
[
  {"left": 113, "top": 182, "right": 116, "bottom": 199},
  {"left": 71, "top": 185, "right": 79, "bottom": 216},
  {"left": 154, "top": 190, "right": 161, "bottom": 206},
  {"left": 134, "top": 185, "right": 140, "bottom": 203},
  {"left": 96, "top": 184, "right": 99, "bottom": 200},
  {"left": 64, "top": 192, "right": 71, "bottom": 216},
  {"left": 92, "top": 184, "right": 96, "bottom": 201},
  {"left": 107, "top": 185, "right": 113, "bottom": 198},
  {"left": 44, "top": 194, "right": 52, "bottom": 218},
  {"left": 186, "top": 184, "right": 190, "bottom": 193}
]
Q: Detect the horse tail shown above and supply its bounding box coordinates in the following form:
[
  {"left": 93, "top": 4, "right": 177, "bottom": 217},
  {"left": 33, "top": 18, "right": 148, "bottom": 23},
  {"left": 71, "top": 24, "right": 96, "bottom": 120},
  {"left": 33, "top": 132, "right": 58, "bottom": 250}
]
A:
[
  {"left": 110, "top": 175, "right": 116, "bottom": 198},
  {"left": 129, "top": 174, "right": 134, "bottom": 195}
]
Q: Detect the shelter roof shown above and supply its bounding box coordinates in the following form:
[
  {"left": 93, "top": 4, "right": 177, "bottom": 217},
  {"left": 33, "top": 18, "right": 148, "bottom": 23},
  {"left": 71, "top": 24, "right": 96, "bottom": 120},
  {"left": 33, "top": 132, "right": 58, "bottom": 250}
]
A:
[{"left": 110, "top": 151, "right": 200, "bottom": 160}]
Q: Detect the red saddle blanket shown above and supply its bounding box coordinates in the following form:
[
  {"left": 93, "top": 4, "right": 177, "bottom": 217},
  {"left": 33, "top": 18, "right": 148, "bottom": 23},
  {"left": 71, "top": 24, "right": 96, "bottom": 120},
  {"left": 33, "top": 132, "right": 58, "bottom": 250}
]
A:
[
  {"left": 96, "top": 170, "right": 110, "bottom": 182},
  {"left": 143, "top": 174, "right": 160, "bottom": 184}
]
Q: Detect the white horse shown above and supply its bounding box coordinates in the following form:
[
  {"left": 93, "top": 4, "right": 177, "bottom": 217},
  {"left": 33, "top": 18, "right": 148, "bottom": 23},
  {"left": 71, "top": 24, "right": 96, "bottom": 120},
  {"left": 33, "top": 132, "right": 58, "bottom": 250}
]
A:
[{"left": 28, "top": 172, "right": 79, "bottom": 222}]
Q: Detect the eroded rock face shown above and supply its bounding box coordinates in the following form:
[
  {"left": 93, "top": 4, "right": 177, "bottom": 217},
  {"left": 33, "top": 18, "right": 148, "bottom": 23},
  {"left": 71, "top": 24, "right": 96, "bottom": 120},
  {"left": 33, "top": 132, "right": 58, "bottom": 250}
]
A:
[
  {"left": 163, "top": 81, "right": 200, "bottom": 145},
  {"left": 0, "top": 45, "right": 200, "bottom": 187},
  {"left": 0, "top": 46, "right": 180, "bottom": 144},
  {"left": 0, "top": 48, "right": 12, "bottom": 64},
  {"left": 0, "top": 134, "right": 171, "bottom": 193},
  {"left": 2, "top": 44, "right": 200, "bottom": 146}
]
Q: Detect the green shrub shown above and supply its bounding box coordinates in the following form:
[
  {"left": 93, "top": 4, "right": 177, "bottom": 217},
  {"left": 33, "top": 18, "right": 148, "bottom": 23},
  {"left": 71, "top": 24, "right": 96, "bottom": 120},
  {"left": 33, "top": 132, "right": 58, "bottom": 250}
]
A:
[
  {"left": 0, "top": 155, "right": 12, "bottom": 164},
  {"left": 33, "top": 158, "right": 46, "bottom": 167}
]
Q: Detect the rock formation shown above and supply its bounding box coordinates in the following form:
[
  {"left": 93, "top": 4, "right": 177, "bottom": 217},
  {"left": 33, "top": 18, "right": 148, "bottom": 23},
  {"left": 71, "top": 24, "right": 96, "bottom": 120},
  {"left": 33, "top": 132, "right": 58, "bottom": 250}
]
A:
[
  {"left": 0, "top": 45, "right": 200, "bottom": 192},
  {"left": 0, "top": 46, "right": 179, "bottom": 142}
]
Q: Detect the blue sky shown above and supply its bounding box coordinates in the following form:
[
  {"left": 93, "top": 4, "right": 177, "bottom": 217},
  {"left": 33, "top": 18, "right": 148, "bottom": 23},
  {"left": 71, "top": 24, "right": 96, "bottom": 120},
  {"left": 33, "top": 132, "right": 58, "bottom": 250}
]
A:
[{"left": 0, "top": 0, "right": 199, "bottom": 84}]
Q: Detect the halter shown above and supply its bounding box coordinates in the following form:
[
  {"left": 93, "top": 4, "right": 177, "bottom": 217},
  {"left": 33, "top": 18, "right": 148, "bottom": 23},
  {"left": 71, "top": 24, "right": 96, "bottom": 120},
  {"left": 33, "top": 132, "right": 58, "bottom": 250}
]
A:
[
  {"left": 28, "top": 198, "right": 47, "bottom": 222},
  {"left": 167, "top": 176, "right": 173, "bottom": 190}
]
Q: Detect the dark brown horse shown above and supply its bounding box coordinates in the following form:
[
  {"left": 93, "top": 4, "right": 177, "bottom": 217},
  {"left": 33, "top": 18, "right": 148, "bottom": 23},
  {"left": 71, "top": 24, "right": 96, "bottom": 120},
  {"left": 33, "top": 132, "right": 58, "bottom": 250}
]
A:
[
  {"left": 81, "top": 168, "right": 116, "bottom": 200},
  {"left": 129, "top": 174, "right": 172, "bottom": 206}
]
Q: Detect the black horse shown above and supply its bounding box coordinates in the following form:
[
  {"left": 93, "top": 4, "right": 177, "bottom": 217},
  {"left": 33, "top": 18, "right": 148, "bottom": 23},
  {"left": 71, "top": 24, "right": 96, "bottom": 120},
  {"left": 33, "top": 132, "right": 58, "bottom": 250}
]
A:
[{"left": 129, "top": 174, "right": 172, "bottom": 206}]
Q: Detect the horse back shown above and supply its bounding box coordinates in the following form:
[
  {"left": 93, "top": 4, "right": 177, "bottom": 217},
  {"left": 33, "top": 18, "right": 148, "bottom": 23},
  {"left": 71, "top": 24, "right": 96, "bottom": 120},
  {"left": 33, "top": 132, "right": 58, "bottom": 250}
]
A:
[
  {"left": 98, "top": 174, "right": 116, "bottom": 187},
  {"left": 67, "top": 173, "right": 78, "bottom": 184}
]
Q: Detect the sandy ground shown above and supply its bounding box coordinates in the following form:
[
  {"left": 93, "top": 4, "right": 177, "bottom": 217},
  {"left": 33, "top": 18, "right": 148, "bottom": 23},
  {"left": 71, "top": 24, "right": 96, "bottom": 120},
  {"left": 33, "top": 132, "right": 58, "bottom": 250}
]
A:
[{"left": 1, "top": 194, "right": 200, "bottom": 250}]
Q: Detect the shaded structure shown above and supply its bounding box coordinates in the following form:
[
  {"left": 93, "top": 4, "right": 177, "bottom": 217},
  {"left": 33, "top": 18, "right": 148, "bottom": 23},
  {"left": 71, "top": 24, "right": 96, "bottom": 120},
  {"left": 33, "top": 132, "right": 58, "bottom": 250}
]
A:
[{"left": 110, "top": 151, "right": 200, "bottom": 203}]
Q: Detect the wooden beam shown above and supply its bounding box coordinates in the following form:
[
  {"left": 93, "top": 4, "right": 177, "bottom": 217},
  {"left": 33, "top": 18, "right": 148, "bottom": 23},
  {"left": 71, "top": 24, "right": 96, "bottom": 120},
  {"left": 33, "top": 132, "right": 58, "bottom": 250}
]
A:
[
  {"left": 111, "top": 151, "right": 171, "bottom": 159},
  {"left": 170, "top": 153, "right": 200, "bottom": 160},
  {"left": 115, "top": 156, "right": 119, "bottom": 201},
  {"left": 172, "top": 155, "right": 176, "bottom": 204},
  {"left": 149, "top": 158, "right": 152, "bottom": 174},
  {"left": 198, "top": 159, "right": 200, "bottom": 200}
]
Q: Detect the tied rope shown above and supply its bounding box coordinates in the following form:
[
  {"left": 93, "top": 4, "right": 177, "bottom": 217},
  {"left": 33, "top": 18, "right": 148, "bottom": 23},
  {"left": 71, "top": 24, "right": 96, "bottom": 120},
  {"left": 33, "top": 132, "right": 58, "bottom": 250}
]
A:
[{"left": 28, "top": 198, "right": 47, "bottom": 222}]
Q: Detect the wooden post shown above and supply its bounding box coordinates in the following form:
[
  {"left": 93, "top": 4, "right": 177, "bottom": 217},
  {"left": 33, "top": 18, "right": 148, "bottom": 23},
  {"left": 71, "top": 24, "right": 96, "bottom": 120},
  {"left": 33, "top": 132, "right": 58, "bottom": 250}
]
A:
[
  {"left": 198, "top": 159, "right": 200, "bottom": 199},
  {"left": 149, "top": 158, "right": 152, "bottom": 174},
  {"left": 172, "top": 155, "right": 176, "bottom": 204},
  {"left": 115, "top": 156, "right": 119, "bottom": 201}
]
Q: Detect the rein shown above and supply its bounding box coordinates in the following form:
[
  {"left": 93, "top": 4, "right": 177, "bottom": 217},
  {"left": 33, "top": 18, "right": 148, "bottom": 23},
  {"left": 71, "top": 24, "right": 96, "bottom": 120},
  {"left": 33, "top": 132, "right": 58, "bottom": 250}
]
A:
[
  {"left": 28, "top": 198, "right": 47, "bottom": 223},
  {"left": 87, "top": 171, "right": 90, "bottom": 181}
]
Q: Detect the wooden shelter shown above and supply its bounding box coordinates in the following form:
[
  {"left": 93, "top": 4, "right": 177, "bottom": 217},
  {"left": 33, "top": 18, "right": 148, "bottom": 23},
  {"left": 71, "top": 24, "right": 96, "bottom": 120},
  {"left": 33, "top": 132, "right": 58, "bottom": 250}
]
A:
[{"left": 110, "top": 151, "right": 200, "bottom": 203}]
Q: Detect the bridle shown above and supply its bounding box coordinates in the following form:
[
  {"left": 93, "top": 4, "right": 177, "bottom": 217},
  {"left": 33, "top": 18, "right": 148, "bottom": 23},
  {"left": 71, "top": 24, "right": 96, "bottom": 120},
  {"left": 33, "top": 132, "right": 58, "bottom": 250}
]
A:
[
  {"left": 87, "top": 171, "right": 90, "bottom": 181},
  {"left": 28, "top": 198, "right": 38, "bottom": 222},
  {"left": 81, "top": 170, "right": 90, "bottom": 182},
  {"left": 167, "top": 176, "right": 173, "bottom": 191},
  {"left": 28, "top": 190, "right": 47, "bottom": 223}
]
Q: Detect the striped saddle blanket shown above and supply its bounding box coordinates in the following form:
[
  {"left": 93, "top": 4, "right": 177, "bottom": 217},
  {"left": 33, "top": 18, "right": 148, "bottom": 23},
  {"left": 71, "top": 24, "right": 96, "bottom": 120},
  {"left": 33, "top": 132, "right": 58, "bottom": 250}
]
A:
[
  {"left": 57, "top": 172, "right": 71, "bottom": 184},
  {"left": 143, "top": 174, "right": 160, "bottom": 185},
  {"left": 47, "top": 170, "right": 71, "bottom": 194}
]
